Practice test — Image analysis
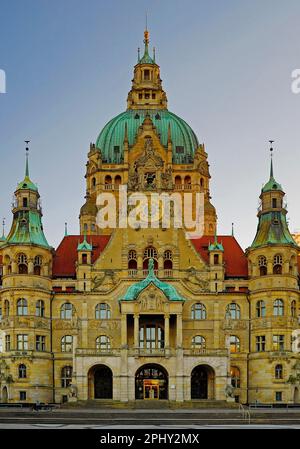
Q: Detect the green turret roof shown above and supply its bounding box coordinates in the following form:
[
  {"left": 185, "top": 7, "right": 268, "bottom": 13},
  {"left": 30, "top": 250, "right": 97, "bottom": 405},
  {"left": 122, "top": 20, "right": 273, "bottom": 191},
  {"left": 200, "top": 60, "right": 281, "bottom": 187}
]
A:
[
  {"left": 6, "top": 210, "right": 50, "bottom": 248},
  {"left": 251, "top": 211, "right": 296, "bottom": 248},
  {"left": 120, "top": 258, "right": 185, "bottom": 302},
  {"left": 261, "top": 154, "right": 283, "bottom": 193},
  {"left": 208, "top": 231, "right": 224, "bottom": 252}
]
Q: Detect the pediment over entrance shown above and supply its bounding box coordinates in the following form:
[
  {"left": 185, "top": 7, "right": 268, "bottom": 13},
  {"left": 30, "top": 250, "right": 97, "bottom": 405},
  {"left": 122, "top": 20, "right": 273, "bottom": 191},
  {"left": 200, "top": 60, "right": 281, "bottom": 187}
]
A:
[{"left": 137, "top": 284, "right": 167, "bottom": 312}]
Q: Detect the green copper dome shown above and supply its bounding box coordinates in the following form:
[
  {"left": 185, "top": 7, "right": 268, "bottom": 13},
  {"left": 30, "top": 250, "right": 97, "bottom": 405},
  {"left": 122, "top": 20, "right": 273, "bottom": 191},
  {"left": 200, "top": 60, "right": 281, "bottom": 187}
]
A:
[{"left": 96, "top": 109, "right": 199, "bottom": 164}]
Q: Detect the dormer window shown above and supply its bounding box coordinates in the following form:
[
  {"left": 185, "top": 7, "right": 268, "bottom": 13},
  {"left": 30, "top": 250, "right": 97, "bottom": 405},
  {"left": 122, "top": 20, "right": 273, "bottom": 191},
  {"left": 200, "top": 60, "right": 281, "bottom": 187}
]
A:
[
  {"left": 23, "top": 197, "right": 28, "bottom": 207},
  {"left": 272, "top": 198, "right": 277, "bottom": 208}
]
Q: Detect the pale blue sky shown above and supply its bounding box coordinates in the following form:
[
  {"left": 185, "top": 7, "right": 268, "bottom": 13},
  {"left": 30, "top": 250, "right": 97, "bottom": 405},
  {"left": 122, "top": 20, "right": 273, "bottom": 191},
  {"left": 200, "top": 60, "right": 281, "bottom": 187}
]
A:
[{"left": 0, "top": 0, "right": 300, "bottom": 249}]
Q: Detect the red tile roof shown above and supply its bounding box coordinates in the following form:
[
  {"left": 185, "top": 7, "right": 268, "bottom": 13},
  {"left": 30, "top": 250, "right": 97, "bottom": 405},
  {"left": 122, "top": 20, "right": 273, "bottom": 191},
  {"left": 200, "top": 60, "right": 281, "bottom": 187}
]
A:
[
  {"left": 52, "top": 235, "right": 111, "bottom": 278},
  {"left": 190, "top": 235, "right": 248, "bottom": 278}
]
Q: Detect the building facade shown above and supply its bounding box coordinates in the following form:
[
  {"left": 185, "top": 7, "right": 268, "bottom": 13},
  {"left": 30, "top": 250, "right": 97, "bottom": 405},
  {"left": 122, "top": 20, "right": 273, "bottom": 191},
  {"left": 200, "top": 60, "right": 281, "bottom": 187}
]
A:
[{"left": 0, "top": 29, "right": 300, "bottom": 405}]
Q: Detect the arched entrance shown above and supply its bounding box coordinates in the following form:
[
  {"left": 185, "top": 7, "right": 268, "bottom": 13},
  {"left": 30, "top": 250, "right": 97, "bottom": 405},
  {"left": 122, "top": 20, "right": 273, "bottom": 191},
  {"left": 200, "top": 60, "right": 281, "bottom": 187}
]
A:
[
  {"left": 2, "top": 386, "right": 8, "bottom": 403},
  {"left": 294, "top": 387, "right": 299, "bottom": 404},
  {"left": 135, "top": 364, "right": 168, "bottom": 400},
  {"left": 191, "top": 365, "right": 215, "bottom": 400},
  {"left": 88, "top": 365, "right": 113, "bottom": 399}
]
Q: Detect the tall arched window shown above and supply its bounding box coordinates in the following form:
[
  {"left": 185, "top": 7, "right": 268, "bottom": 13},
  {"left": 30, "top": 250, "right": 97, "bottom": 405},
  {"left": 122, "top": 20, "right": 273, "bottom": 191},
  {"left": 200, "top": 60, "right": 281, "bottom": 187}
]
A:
[
  {"left": 17, "top": 298, "right": 28, "bottom": 316},
  {"left": 275, "top": 364, "right": 283, "bottom": 379},
  {"left": 291, "top": 300, "right": 297, "bottom": 318},
  {"left": 34, "top": 256, "right": 42, "bottom": 275},
  {"left": 163, "top": 250, "right": 173, "bottom": 270},
  {"left": 128, "top": 250, "right": 137, "bottom": 270},
  {"left": 258, "top": 255, "right": 267, "bottom": 276},
  {"left": 191, "top": 335, "right": 206, "bottom": 350},
  {"left": 273, "top": 299, "right": 284, "bottom": 316},
  {"left": 96, "top": 335, "right": 111, "bottom": 352},
  {"left": 18, "top": 254, "right": 28, "bottom": 274},
  {"left": 36, "top": 300, "right": 45, "bottom": 317},
  {"left": 91, "top": 177, "right": 96, "bottom": 190},
  {"left": 61, "top": 336, "right": 73, "bottom": 352},
  {"left": 114, "top": 175, "right": 122, "bottom": 189},
  {"left": 230, "top": 336, "right": 240, "bottom": 353},
  {"left": 95, "top": 303, "right": 111, "bottom": 320},
  {"left": 4, "top": 300, "right": 9, "bottom": 317},
  {"left": 191, "top": 303, "right": 207, "bottom": 320},
  {"left": 61, "top": 366, "right": 73, "bottom": 388},
  {"left": 230, "top": 366, "right": 241, "bottom": 388},
  {"left": 18, "top": 364, "right": 27, "bottom": 379},
  {"left": 273, "top": 254, "right": 283, "bottom": 275},
  {"left": 143, "top": 247, "right": 158, "bottom": 270},
  {"left": 225, "top": 303, "right": 241, "bottom": 320},
  {"left": 60, "top": 303, "right": 74, "bottom": 320},
  {"left": 256, "top": 300, "right": 266, "bottom": 318}
]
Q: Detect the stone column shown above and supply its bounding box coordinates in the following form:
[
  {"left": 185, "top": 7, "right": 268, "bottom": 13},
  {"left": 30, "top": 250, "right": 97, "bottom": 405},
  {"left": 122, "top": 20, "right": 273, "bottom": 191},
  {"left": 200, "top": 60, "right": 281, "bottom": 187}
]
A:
[
  {"left": 121, "top": 314, "right": 128, "bottom": 348},
  {"left": 164, "top": 314, "right": 170, "bottom": 349},
  {"left": 176, "top": 313, "right": 183, "bottom": 348},
  {"left": 134, "top": 314, "right": 139, "bottom": 349},
  {"left": 28, "top": 259, "right": 34, "bottom": 275}
]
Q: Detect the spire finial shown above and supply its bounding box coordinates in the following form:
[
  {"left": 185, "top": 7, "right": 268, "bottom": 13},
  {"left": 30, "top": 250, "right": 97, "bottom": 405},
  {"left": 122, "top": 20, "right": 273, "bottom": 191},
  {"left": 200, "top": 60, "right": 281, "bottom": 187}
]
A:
[
  {"left": 64, "top": 222, "right": 68, "bottom": 236},
  {"left": 24, "top": 140, "right": 30, "bottom": 178},
  {"left": 144, "top": 12, "right": 149, "bottom": 47},
  {"left": 231, "top": 222, "right": 234, "bottom": 236},
  {"left": 269, "top": 140, "right": 274, "bottom": 179},
  {"left": 137, "top": 47, "right": 140, "bottom": 62},
  {"left": 153, "top": 47, "right": 156, "bottom": 62},
  {"left": 2, "top": 218, "right": 5, "bottom": 238}
]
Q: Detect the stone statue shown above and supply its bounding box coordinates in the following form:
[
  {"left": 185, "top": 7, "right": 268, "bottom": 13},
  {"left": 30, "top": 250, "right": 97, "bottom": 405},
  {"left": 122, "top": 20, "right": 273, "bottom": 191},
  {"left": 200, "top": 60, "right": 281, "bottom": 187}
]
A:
[
  {"left": 224, "top": 384, "right": 234, "bottom": 398},
  {"left": 68, "top": 383, "right": 78, "bottom": 398}
]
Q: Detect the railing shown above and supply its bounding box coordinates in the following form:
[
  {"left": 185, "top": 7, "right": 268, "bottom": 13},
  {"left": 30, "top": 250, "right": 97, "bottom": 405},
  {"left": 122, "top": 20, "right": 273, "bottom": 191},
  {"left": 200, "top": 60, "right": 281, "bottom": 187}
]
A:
[
  {"left": 239, "top": 403, "right": 251, "bottom": 424},
  {"left": 163, "top": 269, "right": 173, "bottom": 278},
  {"left": 183, "top": 348, "right": 228, "bottom": 357},
  {"left": 130, "top": 348, "right": 166, "bottom": 357},
  {"left": 128, "top": 269, "right": 173, "bottom": 279},
  {"left": 174, "top": 184, "right": 192, "bottom": 191},
  {"left": 128, "top": 269, "right": 138, "bottom": 278},
  {"left": 75, "top": 348, "right": 119, "bottom": 356},
  {"left": 142, "top": 269, "right": 159, "bottom": 277}
]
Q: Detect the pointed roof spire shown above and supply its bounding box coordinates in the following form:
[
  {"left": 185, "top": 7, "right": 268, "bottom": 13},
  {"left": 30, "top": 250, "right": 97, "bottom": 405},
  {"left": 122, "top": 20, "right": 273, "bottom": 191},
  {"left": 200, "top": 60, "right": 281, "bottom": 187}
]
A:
[
  {"left": 64, "top": 222, "right": 68, "bottom": 237},
  {"left": 139, "top": 23, "right": 155, "bottom": 65},
  {"left": 77, "top": 230, "right": 92, "bottom": 251},
  {"left": 17, "top": 140, "right": 38, "bottom": 192},
  {"left": 231, "top": 222, "right": 234, "bottom": 236},
  {"left": 208, "top": 225, "right": 224, "bottom": 252},
  {"left": 0, "top": 218, "right": 6, "bottom": 243},
  {"left": 262, "top": 140, "right": 283, "bottom": 193}
]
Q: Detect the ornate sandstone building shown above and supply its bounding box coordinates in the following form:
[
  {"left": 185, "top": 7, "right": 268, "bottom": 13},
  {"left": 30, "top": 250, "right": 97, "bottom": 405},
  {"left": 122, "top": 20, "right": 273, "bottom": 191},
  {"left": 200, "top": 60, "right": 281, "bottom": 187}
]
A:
[{"left": 0, "top": 29, "right": 300, "bottom": 406}]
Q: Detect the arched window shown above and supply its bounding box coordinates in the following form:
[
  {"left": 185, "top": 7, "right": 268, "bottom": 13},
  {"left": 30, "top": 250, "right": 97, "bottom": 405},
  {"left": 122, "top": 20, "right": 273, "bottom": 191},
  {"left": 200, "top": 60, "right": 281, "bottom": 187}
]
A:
[
  {"left": 114, "top": 175, "right": 121, "bottom": 188},
  {"left": 17, "top": 298, "right": 28, "bottom": 316},
  {"left": 230, "top": 336, "right": 240, "bottom": 353},
  {"left": 143, "top": 247, "right": 158, "bottom": 270},
  {"left": 230, "top": 366, "right": 241, "bottom": 388},
  {"left": 273, "top": 254, "right": 283, "bottom": 275},
  {"left": 95, "top": 303, "right": 111, "bottom": 320},
  {"left": 34, "top": 256, "right": 42, "bottom": 275},
  {"left": 61, "top": 366, "right": 73, "bottom": 388},
  {"left": 4, "top": 300, "right": 9, "bottom": 317},
  {"left": 96, "top": 335, "right": 111, "bottom": 352},
  {"left": 273, "top": 299, "right": 284, "bottom": 316},
  {"left": 191, "top": 335, "right": 206, "bottom": 350},
  {"left": 275, "top": 364, "right": 283, "bottom": 379},
  {"left": 256, "top": 300, "right": 266, "bottom": 318},
  {"left": 258, "top": 256, "right": 267, "bottom": 276},
  {"left": 18, "top": 364, "right": 27, "bottom": 379},
  {"left": 105, "top": 175, "right": 112, "bottom": 186},
  {"left": 60, "top": 303, "right": 74, "bottom": 320},
  {"left": 174, "top": 175, "right": 182, "bottom": 189},
  {"left": 61, "top": 336, "right": 73, "bottom": 352},
  {"left": 18, "top": 253, "right": 28, "bottom": 274},
  {"left": 91, "top": 177, "right": 96, "bottom": 190},
  {"left": 191, "top": 303, "right": 207, "bottom": 320},
  {"left": 143, "top": 69, "right": 150, "bottom": 80},
  {"left": 200, "top": 177, "right": 204, "bottom": 188},
  {"left": 128, "top": 250, "right": 137, "bottom": 270},
  {"left": 36, "top": 300, "right": 45, "bottom": 317},
  {"left": 163, "top": 250, "right": 173, "bottom": 270},
  {"left": 291, "top": 300, "right": 297, "bottom": 318},
  {"left": 225, "top": 303, "right": 241, "bottom": 320},
  {"left": 184, "top": 175, "right": 191, "bottom": 189}
]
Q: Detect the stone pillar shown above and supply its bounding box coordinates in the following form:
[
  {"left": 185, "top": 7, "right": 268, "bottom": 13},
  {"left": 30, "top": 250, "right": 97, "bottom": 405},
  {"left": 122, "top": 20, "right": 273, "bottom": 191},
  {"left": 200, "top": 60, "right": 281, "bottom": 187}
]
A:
[
  {"left": 11, "top": 262, "right": 17, "bottom": 274},
  {"left": 158, "top": 255, "right": 164, "bottom": 277},
  {"left": 164, "top": 314, "right": 170, "bottom": 349},
  {"left": 137, "top": 255, "right": 143, "bottom": 272},
  {"left": 176, "top": 313, "right": 183, "bottom": 348},
  {"left": 134, "top": 314, "right": 139, "bottom": 349},
  {"left": 28, "top": 260, "right": 34, "bottom": 275},
  {"left": 121, "top": 314, "right": 128, "bottom": 348}
]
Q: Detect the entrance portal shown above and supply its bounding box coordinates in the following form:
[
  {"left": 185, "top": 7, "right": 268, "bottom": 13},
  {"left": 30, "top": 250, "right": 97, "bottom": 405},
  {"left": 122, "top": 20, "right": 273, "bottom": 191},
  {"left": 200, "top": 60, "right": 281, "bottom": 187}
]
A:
[
  {"left": 88, "top": 365, "right": 113, "bottom": 399},
  {"left": 135, "top": 364, "right": 168, "bottom": 400},
  {"left": 191, "top": 365, "right": 215, "bottom": 399}
]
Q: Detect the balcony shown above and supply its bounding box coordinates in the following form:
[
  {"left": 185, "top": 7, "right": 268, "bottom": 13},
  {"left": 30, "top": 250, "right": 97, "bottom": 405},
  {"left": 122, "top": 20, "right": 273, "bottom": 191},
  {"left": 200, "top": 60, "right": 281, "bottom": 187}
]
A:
[
  {"left": 183, "top": 348, "right": 228, "bottom": 357},
  {"left": 75, "top": 348, "right": 120, "bottom": 357},
  {"left": 129, "top": 348, "right": 167, "bottom": 357}
]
